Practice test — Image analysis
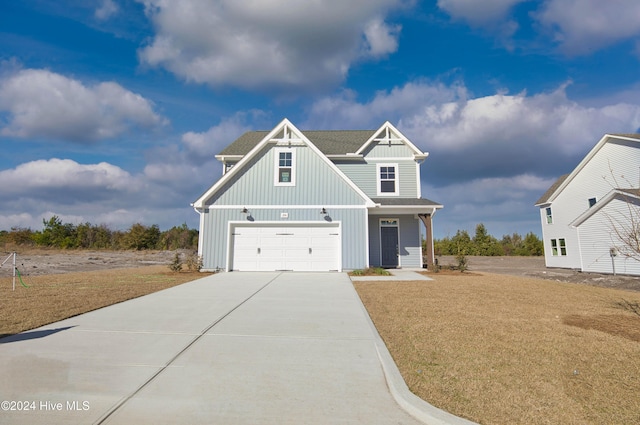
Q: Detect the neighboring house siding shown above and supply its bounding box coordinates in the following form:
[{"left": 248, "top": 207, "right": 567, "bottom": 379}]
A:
[
  {"left": 577, "top": 197, "right": 640, "bottom": 275},
  {"left": 336, "top": 160, "right": 418, "bottom": 198},
  {"left": 208, "top": 145, "right": 365, "bottom": 206},
  {"left": 200, "top": 207, "right": 368, "bottom": 271},
  {"left": 541, "top": 139, "right": 640, "bottom": 269}
]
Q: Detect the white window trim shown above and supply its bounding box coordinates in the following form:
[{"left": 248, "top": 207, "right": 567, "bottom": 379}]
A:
[
  {"left": 379, "top": 218, "right": 401, "bottom": 267},
  {"left": 377, "top": 163, "right": 399, "bottom": 196},
  {"left": 545, "top": 207, "right": 553, "bottom": 224},
  {"left": 274, "top": 148, "right": 296, "bottom": 186}
]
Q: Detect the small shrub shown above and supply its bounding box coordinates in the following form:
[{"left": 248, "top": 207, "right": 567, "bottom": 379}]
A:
[
  {"left": 351, "top": 269, "right": 365, "bottom": 276},
  {"left": 456, "top": 254, "right": 468, "bottom": 272},
  {"left": 185, "top": 252, "right": 203, "bottom": 271},
  {"left": 371, "top": 267, "right": 391, "bottom": 276},
  {"left": 169, "top": 252, "right": 183, "bottom": 272}
]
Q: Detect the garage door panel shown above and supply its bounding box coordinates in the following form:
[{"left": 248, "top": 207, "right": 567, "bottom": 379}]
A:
[{"left": 230, "top": 223, "right": 340, "bottom": 272}]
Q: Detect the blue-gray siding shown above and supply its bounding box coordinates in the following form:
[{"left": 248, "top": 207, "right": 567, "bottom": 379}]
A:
[
  {"left": 336, "top": 160, "right": 418, "bottom": 198},
  {"left": 207, "top": 145, "right": 366, "bottom": 206},
  {"left": 199, "top": 207, "right": 368, "bottom": 271},
  {"left": 361, "top": 141, "right": 415, "bottom": 158},
  {"left": 367, "top": 215, "right": 421, "bottom": 268}
]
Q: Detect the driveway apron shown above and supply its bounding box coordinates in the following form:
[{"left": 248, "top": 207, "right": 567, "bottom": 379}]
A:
[{"left": 1, "top": 272, "right": 429, "bottom": 424}]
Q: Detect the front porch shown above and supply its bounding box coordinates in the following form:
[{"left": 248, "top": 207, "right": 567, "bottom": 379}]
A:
[{"left": 367, "top": 198, "right": 442, "bottom": 269}]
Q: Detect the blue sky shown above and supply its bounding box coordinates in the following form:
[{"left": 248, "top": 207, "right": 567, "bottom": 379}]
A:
[{"left": 1, "top": 0, "right": 640, "bottom": 239}]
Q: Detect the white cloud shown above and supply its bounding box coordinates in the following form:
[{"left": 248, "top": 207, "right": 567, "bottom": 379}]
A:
[
  {"left": 362, "top": 18, "right": 401, "bottom": 58},
  {"left": 0, "top": 68, "right": 166, "bottom": 142},
  {"left": 0, "top": 159, "right": 138, "bottom": 195},
  {"left": 136, "top": 0, "right": 405, "bottom": 90},
  {"left": 535, "top": 0, "right": 640, "bottom": 55},
  {"left": 95, "top": 0, "right": 119, "bottom": 20},
  {"left": 307, "top": 81, "right": 640, "bottom": 160},
  {"left": 424, "top": 174, "right": 554, "bottom": 237},
  {"left": 437, "top": 0, "right": 525, "bottom": 25},
  {"left": 181, "top": 112, "right": 262, "bottom": 161}
]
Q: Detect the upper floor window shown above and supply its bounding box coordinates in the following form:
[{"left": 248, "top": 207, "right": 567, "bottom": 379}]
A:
[
  {"left": 588, "top": 197, "right": 596, "bottom": 207},
  {"left": 545, "top": 207, "right": 552, "bottom": 224},
  {"left": 275, "top": 148, "right": 295, "bottom": 186},
  {"left": 377, "top": 163, "right": 399, "bottom": 196}
]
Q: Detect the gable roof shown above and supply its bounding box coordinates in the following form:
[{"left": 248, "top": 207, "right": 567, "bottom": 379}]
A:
[
  {"left": 216, "top": 121, "right": 428, "bottom": 159},
  {"left": 218, "top": 129, "right": 376, "bottom": 157},
  {"left": 570, "top": 188, "right": 640, "bottom": 227},
  {"left": 193, "top": 118, "right": 376, "bottom": 209},
  {"left": 534, "top": 133, "right": 640, "bottom": 206},
  {"left": 535, "top": 174, "right": 569, "bottom": 205}
]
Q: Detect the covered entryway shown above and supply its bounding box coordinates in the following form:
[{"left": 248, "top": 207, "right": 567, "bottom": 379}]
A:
[
  {"left": 380, "top": 219, "right": 399, "bottom": 267},
  {"left": 229, "top": 222, "right": 341, "bottom": 271}
]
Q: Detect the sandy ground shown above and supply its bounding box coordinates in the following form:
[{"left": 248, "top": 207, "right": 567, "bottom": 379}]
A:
[
  {"left": 437, "top": 255, "right": 640, "bottom": 292},
  {"left": 1, "top": 250, "right": 638, "bottom": 292},
  {"left": 0, "top": 249, "right": 181, "bottom": 277}
]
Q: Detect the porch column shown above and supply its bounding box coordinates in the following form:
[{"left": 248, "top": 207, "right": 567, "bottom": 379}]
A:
[{"left": 418, "top": 213, "right": 434, "bottom": 269}]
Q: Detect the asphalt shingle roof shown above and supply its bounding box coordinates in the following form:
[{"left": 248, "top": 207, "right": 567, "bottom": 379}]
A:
[
  {"left": 218, "top": 130, "right": 377, "bottom": 156},
  {"left": 535, "top": 173, "right": 570, "bottom": 205},
  {"left": 371, "top": 197, "right": 442, "bottom": 206}
]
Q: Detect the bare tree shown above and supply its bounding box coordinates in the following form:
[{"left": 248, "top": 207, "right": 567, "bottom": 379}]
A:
[{"left": 602, "top": 164, "right": 640, "bottom": 262}]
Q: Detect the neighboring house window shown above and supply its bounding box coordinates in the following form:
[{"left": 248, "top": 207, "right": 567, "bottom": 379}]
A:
[
  {"left": 275, "top": 149, "right": 295, "bottom": 186},
  {"left": 551, "top": 238, "right": 567, "bottom": 256},
  {"left": 545, "top": 207, "right": 552, "bottom": 224},
  {"left": 588, "top": 197, "right": 596, "bottom": 207},
  {"left": 377, "top": 163, "right": 399, "bottom": 196}
]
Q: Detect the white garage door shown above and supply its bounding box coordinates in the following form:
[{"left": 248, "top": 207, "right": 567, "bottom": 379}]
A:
[{"left": 230, "top": 223, "right": 341, "bottom": 272}]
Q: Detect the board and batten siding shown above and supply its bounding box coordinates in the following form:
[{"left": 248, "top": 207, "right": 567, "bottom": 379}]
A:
[
  {"left": 542, "top": 139, "right": 640, "bottom": 269},
  {"left": 206, "top": 145, "right": 366, "bottom": 206},
  {"left": 367, "top": 214, "right": 421, "bottom": 268},
  {"left": 199, "top": 207, "right": 368, "bottom": 271},
  {"left": 336, "top": 159, "right": 418, "bottom": 198},
  {"left": 576, "top": 196, "right": 640, "bottom": 275},
  {"left": 361, "top": 140, "right": 416, "bottom": 158}
]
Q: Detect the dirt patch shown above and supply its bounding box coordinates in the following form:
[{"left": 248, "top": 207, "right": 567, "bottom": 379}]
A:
[
  {"left": 434, "top": 255, "right": 640, "bottom": 292},
  {"left": 1, "top": 249, "right": 182, "bottom": 277},
  {"left": 0, "top": 265, "right": 211, "bottom": 337}
]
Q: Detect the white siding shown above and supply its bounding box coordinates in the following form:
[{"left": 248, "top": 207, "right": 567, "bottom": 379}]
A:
[
  {"left": 199, "top": 207, "right": 368, "bottom": 271},
  {"left": 577, "top": 196, "right": 640, "bottom": 275},
  {"left": 541, "top": 139, "right": 640, "bottom": 269}
]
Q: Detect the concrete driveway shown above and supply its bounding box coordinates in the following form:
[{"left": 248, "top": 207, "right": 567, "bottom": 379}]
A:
[{"left": 0, "top": 272, "right": 474, "bottom": 425}]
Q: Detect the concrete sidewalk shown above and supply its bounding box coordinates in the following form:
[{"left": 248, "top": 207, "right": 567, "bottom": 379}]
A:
[{"left": 0, "top": 272, "right": 474, "bottom": 424}]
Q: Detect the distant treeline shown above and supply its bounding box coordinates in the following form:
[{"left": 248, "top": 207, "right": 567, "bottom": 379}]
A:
[
  {"left": 0, "top": 216, "right": 198, "bottom": 250},
  {"left": 434, "top": 223, "right": 543, "bottom": 256}
]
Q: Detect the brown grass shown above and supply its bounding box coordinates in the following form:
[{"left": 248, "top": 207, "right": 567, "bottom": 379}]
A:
[
  {"left": 0, "top": 265, "right": 210, "bottom": 337},
  {"left": 354, "top": 272, "right": 640, "bottom": 425}
]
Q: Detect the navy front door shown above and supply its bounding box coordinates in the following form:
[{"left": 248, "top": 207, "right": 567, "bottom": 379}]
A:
[{"left": 380, "top": 226, "right": 399, "bottom": 267}]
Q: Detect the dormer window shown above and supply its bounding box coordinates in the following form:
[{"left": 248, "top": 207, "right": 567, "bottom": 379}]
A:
[
  {"left": 275, "top": 148, "right": 295, "bottom": 186},
  {"left": 377, "top": 163, "right": 399, "bottom": 196}
]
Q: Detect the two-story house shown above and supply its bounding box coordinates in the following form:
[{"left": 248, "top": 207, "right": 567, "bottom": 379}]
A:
[
  {"left": 192, "top": 118, "right": 442, "bottom": 272},
  {"left": 535, "top": 133, "right": 640, "bottom": 275}
]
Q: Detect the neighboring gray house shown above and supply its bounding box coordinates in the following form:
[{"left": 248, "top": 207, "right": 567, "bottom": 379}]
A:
[
  {"left": 535, "top": 133, "right": 640, "bottom": 275},
  {"left": 192, "top": 118, "right": 442, "bottom": 272}
]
